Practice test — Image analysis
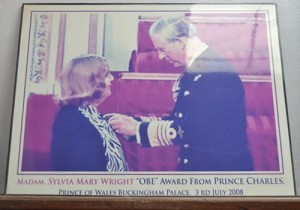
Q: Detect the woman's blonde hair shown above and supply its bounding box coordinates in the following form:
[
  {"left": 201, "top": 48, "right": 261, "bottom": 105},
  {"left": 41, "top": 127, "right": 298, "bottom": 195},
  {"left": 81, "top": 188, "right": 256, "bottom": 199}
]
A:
[{"left": 57, "top": 54, "right": 110, "bottom": 106}]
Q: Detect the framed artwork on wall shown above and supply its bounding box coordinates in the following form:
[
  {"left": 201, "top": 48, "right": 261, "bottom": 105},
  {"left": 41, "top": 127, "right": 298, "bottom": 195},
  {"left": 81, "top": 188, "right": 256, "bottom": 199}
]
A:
[{"left": 5, "top": 3, "right": 295, "bottom": 199}]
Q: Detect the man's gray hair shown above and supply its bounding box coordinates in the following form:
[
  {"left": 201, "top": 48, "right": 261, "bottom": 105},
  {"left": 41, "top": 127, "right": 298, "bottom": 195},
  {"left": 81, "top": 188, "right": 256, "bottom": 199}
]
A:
[{"left": 149, "top": 16, "right": 198, "bottom": 43}]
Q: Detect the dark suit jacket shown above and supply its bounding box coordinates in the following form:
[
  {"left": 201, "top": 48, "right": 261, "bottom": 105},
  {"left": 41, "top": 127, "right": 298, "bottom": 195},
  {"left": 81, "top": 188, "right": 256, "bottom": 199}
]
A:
[
  {"left": 51, "top": 105, "right": 127, "bottom": 171},
  {"left": 139, "top": 48, "right": 253, "bottom": 171}
]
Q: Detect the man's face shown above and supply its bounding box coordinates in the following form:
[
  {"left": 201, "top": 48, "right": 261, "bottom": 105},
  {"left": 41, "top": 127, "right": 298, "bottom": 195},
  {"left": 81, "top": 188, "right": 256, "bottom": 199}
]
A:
[{"left": 151, "top": 34, "right": 186, "bottom": 67}]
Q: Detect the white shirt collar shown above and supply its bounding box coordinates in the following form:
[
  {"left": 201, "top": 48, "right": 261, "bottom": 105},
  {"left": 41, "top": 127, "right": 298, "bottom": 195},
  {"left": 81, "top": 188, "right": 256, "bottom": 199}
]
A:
[{"left": 187, "top": 42, "right": 209, "bottom": 68}]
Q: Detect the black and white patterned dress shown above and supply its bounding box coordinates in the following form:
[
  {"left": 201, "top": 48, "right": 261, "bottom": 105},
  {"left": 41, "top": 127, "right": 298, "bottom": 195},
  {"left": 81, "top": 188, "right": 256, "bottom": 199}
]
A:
[{"left": 51, "top": 105, "right": 128, "bottom": 172}]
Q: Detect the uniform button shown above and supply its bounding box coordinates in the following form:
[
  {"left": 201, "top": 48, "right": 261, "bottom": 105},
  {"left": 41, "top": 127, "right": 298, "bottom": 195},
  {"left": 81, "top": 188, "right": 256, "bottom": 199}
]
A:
[
  {"left": 178, "top": 157, "right": 181, "bottom": 163},
  {"left": 184, "top": 91, "right": 190, "bottom": 96},
  {"left": 184, "top": 144, "right": 189, "bottom": 148},
  {"left": 184, "top": 159, "right": 189, "bottom": 164},
  {"left": 178, "top": 112, "right": 183, "bottom": 118}
]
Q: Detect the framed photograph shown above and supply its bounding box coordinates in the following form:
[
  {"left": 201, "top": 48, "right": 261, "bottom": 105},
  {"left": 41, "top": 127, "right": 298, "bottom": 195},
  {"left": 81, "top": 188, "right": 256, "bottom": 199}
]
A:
[{"left": 5, "top": 3, "right": 295, "bottom": 197}]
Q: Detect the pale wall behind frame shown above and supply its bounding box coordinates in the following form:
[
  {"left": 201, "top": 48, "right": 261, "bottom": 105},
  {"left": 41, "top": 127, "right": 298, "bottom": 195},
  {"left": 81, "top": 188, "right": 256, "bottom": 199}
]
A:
[{"left": 0, "top": 0, "right": 299, "bottom": 195}]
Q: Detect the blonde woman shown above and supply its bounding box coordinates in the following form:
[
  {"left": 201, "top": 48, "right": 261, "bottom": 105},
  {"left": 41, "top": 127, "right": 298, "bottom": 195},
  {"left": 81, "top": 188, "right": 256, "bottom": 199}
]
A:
[{"left": 51, "top": 55, "right": 128, "bottom": 171}]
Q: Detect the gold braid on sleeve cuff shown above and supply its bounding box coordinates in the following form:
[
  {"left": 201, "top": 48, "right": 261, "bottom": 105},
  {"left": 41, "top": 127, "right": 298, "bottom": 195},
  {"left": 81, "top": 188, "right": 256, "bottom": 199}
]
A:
[{"left": 147, "top": 120, "right": 177, "bottom": 147}]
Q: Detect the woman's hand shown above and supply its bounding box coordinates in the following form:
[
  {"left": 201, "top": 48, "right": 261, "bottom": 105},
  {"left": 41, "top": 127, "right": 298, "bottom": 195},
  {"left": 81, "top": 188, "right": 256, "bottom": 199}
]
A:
[{"left": 104, "top": 113, "right": 138, "bottom": 136}]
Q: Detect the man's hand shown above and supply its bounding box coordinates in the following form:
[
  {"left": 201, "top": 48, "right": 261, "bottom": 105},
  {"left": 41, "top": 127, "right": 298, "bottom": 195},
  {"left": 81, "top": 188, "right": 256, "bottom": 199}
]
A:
[{"left": 104, "top": 113, "right": 139, "bottom": 136}]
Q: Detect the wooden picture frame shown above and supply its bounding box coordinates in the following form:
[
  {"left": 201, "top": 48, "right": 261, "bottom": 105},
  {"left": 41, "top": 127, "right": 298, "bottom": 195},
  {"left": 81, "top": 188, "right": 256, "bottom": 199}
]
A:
[
  {"left": 0, "top": 196, "right": 300, "bottom": 209},
  {"left": 2, "top": 3, "right": 297, "bottom": 208}
]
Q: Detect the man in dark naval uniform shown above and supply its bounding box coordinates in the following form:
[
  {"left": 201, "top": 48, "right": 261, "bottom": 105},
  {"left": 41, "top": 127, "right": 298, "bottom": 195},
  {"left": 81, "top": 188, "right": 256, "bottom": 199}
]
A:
[{"left": 108, "top": 16, "right": 253, "bottom": 171}]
